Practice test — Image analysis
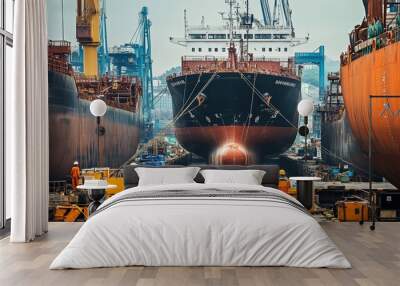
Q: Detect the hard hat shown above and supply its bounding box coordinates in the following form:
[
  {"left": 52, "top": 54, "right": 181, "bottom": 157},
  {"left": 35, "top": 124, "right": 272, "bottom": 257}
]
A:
[
  {"left": 279, "top": 169, "right": 286, "bottom": 176},
  {"left": 74, "top": 161, "right": 79, "bottom": 165}
]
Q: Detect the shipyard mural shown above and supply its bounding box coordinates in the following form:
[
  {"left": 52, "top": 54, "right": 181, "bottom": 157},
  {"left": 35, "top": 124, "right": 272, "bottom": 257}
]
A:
[{"left": 46, "top": 0, "right": 400, "bottom": 225}]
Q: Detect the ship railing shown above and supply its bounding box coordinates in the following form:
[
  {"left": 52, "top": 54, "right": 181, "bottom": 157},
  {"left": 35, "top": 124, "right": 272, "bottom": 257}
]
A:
[
  {"left": 48, "top": 40, "right": 71, "bottom": 48},
  {"left": 171, "top": 68, "right": 297, "bottom": 79},
  {"left": 48, "top": 57, "right": 73, "bottom": 75},
  {"left": 182, "top": 55, "right": 291, "bottom": 62},
  {"left": 179, "top": 56, "right": 296, "bottom": 76},
  {"left": 187, "top": 25, "right": 291, "bottom": 32},
  {"left": 345, "top": 26, "right": 400, "bottom": 64},
  {"left": 75, "top": 74, "right": 139, "bottom": 83}
]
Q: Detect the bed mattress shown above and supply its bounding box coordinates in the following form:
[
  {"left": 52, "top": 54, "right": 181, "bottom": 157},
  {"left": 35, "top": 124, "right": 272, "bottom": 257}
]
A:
[{"left": 50, "top": 183, "right": 351, "bottom": 269}]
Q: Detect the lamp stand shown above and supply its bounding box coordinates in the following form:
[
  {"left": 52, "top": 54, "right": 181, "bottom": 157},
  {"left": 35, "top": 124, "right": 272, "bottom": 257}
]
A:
[
  {"left": 96, "top": 116, "right": 101, "bottom": 166},
  {"left": 304, "top": 116, "right": 308, "bottom": 166}
]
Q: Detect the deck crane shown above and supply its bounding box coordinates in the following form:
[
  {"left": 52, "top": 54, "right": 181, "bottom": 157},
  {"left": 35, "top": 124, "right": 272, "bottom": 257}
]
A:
[
  {"left": 98, "top": 0, "right": 110, "bottom": 75},
  {"left": 259, "top": 0, "right": 272, "bottom": 26},
  {"left": 259, "top": 0, "right": 293, "bottom": 33},
  {"left": 76, "top": 0, "right": 100, "bottom": 77}
]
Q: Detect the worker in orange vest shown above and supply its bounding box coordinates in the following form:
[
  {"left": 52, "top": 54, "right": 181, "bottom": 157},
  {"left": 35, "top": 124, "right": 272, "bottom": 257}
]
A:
[
  {"left": 71, "top": 161, "right": 81, "bottom": 191},
  {"left": 278, "top": 169, "right": 290, "bottom": 194}
]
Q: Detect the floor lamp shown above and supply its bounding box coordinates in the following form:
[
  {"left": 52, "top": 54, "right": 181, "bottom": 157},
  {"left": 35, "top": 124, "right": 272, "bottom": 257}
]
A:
[
  {"left": 297, "top": 99, "right": 314, "bottom": 166},
  {"left": 90, "top": 99, "right": 107, "bottom": 166}
]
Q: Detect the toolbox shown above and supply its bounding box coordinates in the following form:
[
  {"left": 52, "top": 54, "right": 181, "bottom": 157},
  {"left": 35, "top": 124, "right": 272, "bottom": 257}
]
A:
[{"left": 336, "top": 198, "right": 369, "bottom": 222}]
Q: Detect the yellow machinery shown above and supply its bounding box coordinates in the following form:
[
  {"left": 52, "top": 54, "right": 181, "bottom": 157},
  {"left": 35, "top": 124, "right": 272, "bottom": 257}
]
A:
[
  {"left": 81, "top": 168, "right": 125, "bottom": 198},
  {"left": 51, "top": 168, "right": 124, "bottom": 222},
  {"left": 76, "top": 0, "right": 100, "bottom": 77},
  {"left": 54, "top": 205, "right": 89, "bottom": 222}
]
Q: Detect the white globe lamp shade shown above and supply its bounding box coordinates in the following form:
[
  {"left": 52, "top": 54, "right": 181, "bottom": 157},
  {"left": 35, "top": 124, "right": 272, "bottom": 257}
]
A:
[
  {"left": 90, "top": 99, "right": 107, "bottom": 117},
  {"left": 297, "top": 99, "right": 314, "bottom": 117}
]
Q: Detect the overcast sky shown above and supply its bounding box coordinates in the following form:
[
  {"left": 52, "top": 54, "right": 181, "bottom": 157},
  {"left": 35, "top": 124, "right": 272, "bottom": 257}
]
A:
[{"left": 47, "top": 0, "right": 364, "bottom": 75}]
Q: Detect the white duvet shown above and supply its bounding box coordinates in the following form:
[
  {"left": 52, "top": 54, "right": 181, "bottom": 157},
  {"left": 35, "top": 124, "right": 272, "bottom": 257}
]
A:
[{"left": 50, "top": 183, "right": 351, "bottom": 269}]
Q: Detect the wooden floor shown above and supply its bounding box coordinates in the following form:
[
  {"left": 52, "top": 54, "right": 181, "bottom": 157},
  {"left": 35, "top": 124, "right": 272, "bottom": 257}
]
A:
[{"left": 0, "top": 222, "right": 399, "bottom": 286}]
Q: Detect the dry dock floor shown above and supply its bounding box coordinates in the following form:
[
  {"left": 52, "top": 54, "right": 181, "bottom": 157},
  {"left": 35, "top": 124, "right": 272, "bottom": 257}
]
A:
[{"left": 0, "top": 222, "right": 399, "bottom": 286}]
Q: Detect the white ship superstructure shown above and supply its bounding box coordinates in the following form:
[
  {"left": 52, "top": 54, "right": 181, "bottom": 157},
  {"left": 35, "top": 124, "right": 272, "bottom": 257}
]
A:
[{"left": 170, "top": 0, "right": 307, "bottom": 60}]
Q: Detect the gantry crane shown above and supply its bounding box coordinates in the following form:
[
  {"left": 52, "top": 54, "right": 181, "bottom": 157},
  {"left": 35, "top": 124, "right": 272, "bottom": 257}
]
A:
[
  {"left": 76, "top": 0, "right": 100, "bottom": 77},
  {"left": 138, "top": 7, "right": 154, "bottom": 141},
  {"left": 108, "top": 7, "right": 155, "bottom": 142}
]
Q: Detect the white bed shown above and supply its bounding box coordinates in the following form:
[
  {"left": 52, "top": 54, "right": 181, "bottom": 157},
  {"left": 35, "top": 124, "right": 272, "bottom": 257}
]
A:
[{"left": 50, "top": 183, "right": 351, "bottom": 269}]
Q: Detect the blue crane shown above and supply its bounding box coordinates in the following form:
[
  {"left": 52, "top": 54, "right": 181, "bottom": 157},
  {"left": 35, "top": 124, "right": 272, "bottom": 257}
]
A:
[
  {"left": 138, "top": 6, "right": 154, "bottom": 141},
  {"left": 98, "top": 0, "right": 111, "bottom": 75},
  {"left": 295, "top": 46, "right": 325, "bottom": 138},
  {"left": 295, "top": 46, "right": 325, "bottom": 102},
  {"left": 109, "top": 7, "right": 154, "bottom": 141}
]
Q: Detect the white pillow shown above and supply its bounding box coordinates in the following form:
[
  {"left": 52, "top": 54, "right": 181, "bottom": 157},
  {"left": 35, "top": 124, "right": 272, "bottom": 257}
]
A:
[
  {"left": 200, "top": 169, "right": 266, "bottom": 185},
  {"left": 135, "top": 167, "right": 201, "bottom": 186}
]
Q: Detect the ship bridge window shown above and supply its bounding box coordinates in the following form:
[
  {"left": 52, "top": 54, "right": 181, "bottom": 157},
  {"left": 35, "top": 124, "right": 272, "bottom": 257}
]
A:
[
  {"left": 208, "top": 34, "right": 226, "bottom": 39},
  {"left": 192, "top": 48, "right": 196, "bottom": 52},
  {"left": 262, "top": 47, "right": 266, "bottom": 52},
  {"left": 255, "top": 34, "right": 272, "bottom": 39},
  {"left": 198, "top": 48, "right": 202, "bottom": 52},
  {"left": 269, "top": 48, "right": 273, "bottom": 52},
  {"left": 222, "top": 48, "right": 226, "bottom": 52},
  {"left": 244, "top": 34, "right": 253, "bottom": 39},
  {"left": 208, "top": 48, "right": 212, "bottom": 52},
  {"left": 273, "top": 34, "right": 290, "bottom": 39},
  {"left": 215, "top": 48, "right": 218, "bottom": 52},
  {"left": 233, "top": 34, "right": 242, "bottom": 39},
  {"left": 189, "top": 34, "right": 206, "bottom": 39},
  {"left": 284, "top": 47, "right": 288, "bottom": 52}
]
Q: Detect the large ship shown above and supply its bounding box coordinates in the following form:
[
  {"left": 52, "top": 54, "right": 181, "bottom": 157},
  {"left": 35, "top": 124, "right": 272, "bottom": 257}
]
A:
[
  {"left": 340, "top": 0, "right": 400, "bottom": 188},
  {"left": 167, "top": 0, "right": 305, "bottom": 164},
  {"left": 48, "top": 41, "right": 141, "bottom": 180}
]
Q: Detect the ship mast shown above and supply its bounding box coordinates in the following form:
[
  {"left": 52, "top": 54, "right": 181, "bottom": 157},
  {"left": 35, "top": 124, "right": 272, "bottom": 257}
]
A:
[
  {"left": 241, "top": 0, "right": 254, "bottom": 61},
  {"left": 227, "top": 0, "right": 236, "bottom": 48},
  {"left": 225, "top": 0, "right": 238, "bottom": 69}
]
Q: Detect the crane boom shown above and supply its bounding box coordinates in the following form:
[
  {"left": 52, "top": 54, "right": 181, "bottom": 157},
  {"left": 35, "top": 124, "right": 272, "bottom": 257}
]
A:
[
  {"left": 260, "top": 0, "right": 272, "bottom": 26},
  {"left": 281, "top": 0, "right": 292, "bottom": 29},
  {"left": 76, "top": 0, "right": 100, "bottom": 77}
]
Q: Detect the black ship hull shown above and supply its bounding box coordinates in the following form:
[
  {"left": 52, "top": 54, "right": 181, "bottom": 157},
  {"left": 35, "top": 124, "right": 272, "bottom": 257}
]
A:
[
  {"left": 49, "top": 70, "right": 140, "bottom": 180},
  {"left": 167, "top": 72, "right": 301, "bottom": 164},
  {"left": 321, "top": 110, "right": 369, "bottom": 174}
]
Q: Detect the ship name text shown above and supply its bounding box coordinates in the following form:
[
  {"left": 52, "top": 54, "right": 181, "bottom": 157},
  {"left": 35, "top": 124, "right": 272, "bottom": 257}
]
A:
[
  {"left": 171, "top": 80, "right": 186, "bottom": 87},
  {"left": 275, "top": 80, "right": 296, "bottom": 88}
]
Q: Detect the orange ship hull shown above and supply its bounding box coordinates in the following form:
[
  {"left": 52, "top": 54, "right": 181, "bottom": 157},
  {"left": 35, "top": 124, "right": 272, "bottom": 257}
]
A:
[{"left": 340, "top": 42, "right": 400, "bottom": 188}]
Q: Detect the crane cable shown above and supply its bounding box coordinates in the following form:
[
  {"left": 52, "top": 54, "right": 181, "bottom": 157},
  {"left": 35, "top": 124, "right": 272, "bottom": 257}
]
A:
[
  {"left": 238, "top": 72, "right": 372, "bottom": 173},
  {"left": 241, "top": 72, "right": 257, "bottom": 143},
  {"left": 238, "top": 71, "right": 298, "bottom": 129},
  {"left": 118, "top": 72, "right": 217, "bottom": 167},
  {"left": 119, "top": 71, "right": 370, "bottom": 178}
]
